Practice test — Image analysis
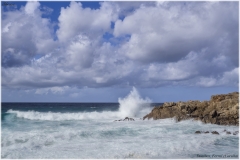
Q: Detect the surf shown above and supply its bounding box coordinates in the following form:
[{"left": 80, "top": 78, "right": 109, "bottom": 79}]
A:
[{"left": 6, "top": 87, "right": 152, "bottom": 121}]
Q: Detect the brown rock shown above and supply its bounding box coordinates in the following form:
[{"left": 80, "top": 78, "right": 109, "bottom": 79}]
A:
[
  {"left": 179, "top": 103, "right": 186, "bottom": 110},
  {"left": 204, "top": 131, "right": 209, "bottom": 133},
  {"left": 195, "top": 131, "right": 201, "bottom": 134},
  {"left": 210, "top": 110, "right": 217, "bottom": 118},
  {"left": 226, "top": 131, "right": 231, "bottom": 134},
  {"left": 143, "top": 92, "right": 239, "bottom": 126}
]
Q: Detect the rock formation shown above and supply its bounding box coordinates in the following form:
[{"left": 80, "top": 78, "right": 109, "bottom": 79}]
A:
[
  {"left": 194, "top": 130, "right": 238, "bottom": 135},
  {"left": 114, "top": 117, "right": 135, "bottom": 122},
  {"left": 143, "top": 92, "right": 239, "bottom": 126},
  {"left": 211, "top": 131, "right": 219, "bottom": 135},
  {"left": 123, "top": 117, "right": 135, "bottom": 121}
]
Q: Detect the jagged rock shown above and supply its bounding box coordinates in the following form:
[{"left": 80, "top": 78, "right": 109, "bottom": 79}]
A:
[
  {"left": 143, "top": 92, "right": 239, "bottom": 126},
  {"left": 226, "top": 131, "right": 231, "bottom": 134},
  {"left": 211, "top": 131, "right": 219, "bottom": 135},
  {"left": 123, "top": 117, "right": 135, "bottom": 121},
  {"left": 195, "top": 131, "right": 201, "bottom": 134},
  {"left": 114, "top": 117, "right": 135, "bottom": 122},
  {"left": 210, "top": 110, "right": 217, "bottom": 118},
  {"left": 204, "top": 131, "right": 209, "bottom": 133}
]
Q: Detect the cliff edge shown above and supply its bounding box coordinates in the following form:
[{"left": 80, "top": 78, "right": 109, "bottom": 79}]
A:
[{"left": 143, "top": 92, "right": 239, "bottom": 126}]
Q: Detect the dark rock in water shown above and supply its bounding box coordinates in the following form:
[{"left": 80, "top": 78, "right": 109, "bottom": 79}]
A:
[
  {"left": 204, "top": 131, "right": 209, "bottom": 133},
  {"left": 114, "top": 119, "right": 122, "bottom": 122},
  {"left": 211, "top": 131, "right": 219, "bottom": 135},
  {"left": 195, "top": 131, "right": 201, "bottom": 134},
  {"left": 226, "top": 131, "right": 231, "bottom": 134},
  {"left": 115, "top": 117, "right": 135, "bottom": 122},
  {"left": 233, "top": 131, "right": 239, "bottom": 135},
  {"left": 223, "top": 129, "right": 227, "bottom": 132},
  {"left": 143, "top": 92, "right": 239, "bottom": 126},
  {"left": 123, "top": 117, "right": 135, "bottom": 121}
]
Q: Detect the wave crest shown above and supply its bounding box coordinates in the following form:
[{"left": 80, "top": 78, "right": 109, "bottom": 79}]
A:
[
  {"left": 118, "top": 87, "right": 152, "bottom": 118},
  {"left": 6, "top": 109, "right": 120, "bottom": 121},
  {"left": 6, "top": 87, "right": 152, "bottom": 121}
]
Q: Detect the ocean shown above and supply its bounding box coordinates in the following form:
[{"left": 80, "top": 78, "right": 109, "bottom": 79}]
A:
[{"left": 1, "top": 90, "right": 239, "bottom": 159}]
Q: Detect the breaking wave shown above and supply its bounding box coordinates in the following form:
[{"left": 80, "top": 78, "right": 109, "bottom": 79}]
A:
[
  {"left": 118, "top": 87, "right": 152, "bottom": 117},
  {"left": 6, "top": 87, "right": 152, "bottom": 121},
  {"left": 6, "top": 109, "right": 119, "bottom": 121}
]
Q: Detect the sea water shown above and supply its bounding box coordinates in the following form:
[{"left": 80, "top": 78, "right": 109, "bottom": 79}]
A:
[{"left": 1, "top": 88, "right": 239, "bottom": 158}]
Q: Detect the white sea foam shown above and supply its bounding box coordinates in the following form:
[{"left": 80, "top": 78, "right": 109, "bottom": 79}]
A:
[
  {"left": 2, "top": 118, "right": 238, "bottom": 159},
  {"left": 6, "top": 109, "right": 120, "bottom": 121},
  {"left": 2, "top": 88, "right": 239, "bottom": 158},
  {"left": 7, "top": 87, "right": 152, "bottom": 121}
]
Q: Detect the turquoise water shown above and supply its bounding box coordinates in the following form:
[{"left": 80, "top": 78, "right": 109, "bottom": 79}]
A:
[{"left": 1, "top": 103, "right": 239, "bottom": 159}]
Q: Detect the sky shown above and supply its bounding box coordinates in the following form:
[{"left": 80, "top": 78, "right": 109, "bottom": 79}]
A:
[{"left": 1, "top": 1, "right": 239, "bottom": 102}]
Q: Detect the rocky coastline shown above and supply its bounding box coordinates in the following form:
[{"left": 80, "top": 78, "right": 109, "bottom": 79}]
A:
[{"left": 143, "top": 92, "right": 239, "bottom": 126}]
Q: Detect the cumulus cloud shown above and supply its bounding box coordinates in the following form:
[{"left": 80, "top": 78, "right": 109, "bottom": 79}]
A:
[
  {"left": 196, "top": 67, "right": 239, "bottom": 87},
  {"left": 58, "top": 35, "right": 95, "bottom": 69},
  {"left": 57, "top": 1, "right": 117, "bottom": 42},
  {"left": 25, "top": 1, "right": 40, "bottom": 15},
  {"left": 2, "top": 1, "right": 57, "bottom": 67},
  {"left": 115, "top": 2, "right": 238, "bottom": 65},
  {"left": 1, "top": 1, "right": 238, "bottom": 95}
]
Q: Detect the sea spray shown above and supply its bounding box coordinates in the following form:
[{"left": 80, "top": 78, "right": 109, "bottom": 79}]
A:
[
  {"left": 118, "top": 87, "right": 152, "bottom": 118},
  {"left": 6, "top": 87, "right": 152, "bottom": 121},
  {"left": 2, "top": 103, "right": 239, "bottom": 158}
]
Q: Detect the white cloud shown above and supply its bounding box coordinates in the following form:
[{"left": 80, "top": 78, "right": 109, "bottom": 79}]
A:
[
  {"left": 25, "top": 1, "right": 40, "bottom": 15},
  {"left": 35, "top": 86, "right": 70, "bottom": 95},
  {"left": 1, "top": 1, "right": 238, "bottom": 93},
  {"left": 219, "top": 68, "right": 239, "bottom": 86},
  {"left": 2, "top": 1, "right": 57, "bottom": 67},
  {"left": 57, "top": 1, "right": 117, "bottom": 42},
  {"left": 114, "top": 2, "right": 238, "bottom": 64},
  {"left": 197, "top": 77, "right": 218, "bottom": 87},
  {"left": 2, "top": 22, "right": 12, "bottom": 33},
  {"left": 196, "top": 68, "right": 239, "bottom": 87},
  {"left": 70, "top": 92, "right": 79, "bottom": 98},
  {"left": 35, "top": 88, "right": 49, "bottom": 95},
  {"left": 61, "top": 35, "right": 95, "bottom": 69}
]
